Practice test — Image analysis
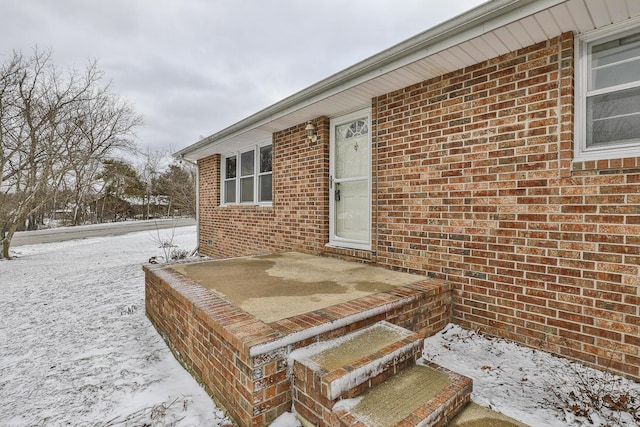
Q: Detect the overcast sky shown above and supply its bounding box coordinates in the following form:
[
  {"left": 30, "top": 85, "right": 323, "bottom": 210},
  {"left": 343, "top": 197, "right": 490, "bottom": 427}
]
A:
[{"left": 1, "top": 0, "right": 487, "bottom": 156}]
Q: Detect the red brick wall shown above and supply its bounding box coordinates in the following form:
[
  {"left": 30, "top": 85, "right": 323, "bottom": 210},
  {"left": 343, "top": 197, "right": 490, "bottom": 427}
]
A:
[
  {"left": 195, "top": 33, "right": 639, "bottom": 380},
  {"left": 373, "top": 32, "right": 640, "bottom": 380},
  {"left": 197, "top": 118, "right": 330, "bottom": 259},
  {"left": 145, "top": 264, "right": 288, "bottom": 427}
]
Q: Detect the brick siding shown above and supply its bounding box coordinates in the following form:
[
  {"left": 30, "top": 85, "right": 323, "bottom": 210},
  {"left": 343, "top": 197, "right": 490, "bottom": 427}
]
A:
[
  {"left": 197, "top": 118, "right": 330, "bottom": 259},
  {"left": 195, "top": 32, "right": 640, "bottom": 380},
  {"left": 372, "top": 32, "right": 639, "bottom": 380}
]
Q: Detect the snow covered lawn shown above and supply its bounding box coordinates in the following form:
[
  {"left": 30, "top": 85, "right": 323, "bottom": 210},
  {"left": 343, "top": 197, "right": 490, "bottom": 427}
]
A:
[
  {"left": 1, "top": 225, "right": 638, "bottom": 426},
  {"left": 1, "top": 225, "right": 227, "bottom": 426}
]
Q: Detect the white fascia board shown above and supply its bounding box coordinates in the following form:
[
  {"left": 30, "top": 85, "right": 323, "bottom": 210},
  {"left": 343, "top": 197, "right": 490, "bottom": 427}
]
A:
[{"left": 176, "top": 0, "right": 568, "bottom": 161}]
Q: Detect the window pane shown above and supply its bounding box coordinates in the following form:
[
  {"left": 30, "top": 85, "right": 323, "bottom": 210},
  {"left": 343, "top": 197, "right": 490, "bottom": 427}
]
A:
[
  {"left": 587, "top": 86, "right": 640, "bottom": 147},
  {"left": 259, "top": 174, "right": 272, "bottom": 202},
  {"left": 591, "top": 32, "right": 640, "bottom": 90},
  {"left": 240, "top": 151, "right": 254, "bottom": 176},
  {"left": 592, "top": 58, "right": 640, "bottom": 90},
  {"left": 592, "top": 32, "right": 640, "bottom": 67},
  {"left": 240, "top": 177, "right": 254, "bottom": 203},
  {"left": 224, "top": 180, "right": 236, "bottom": 203},
  {"left": 260, "top": 145, "right": 272, "bottom": 173},
  {"left": 225, "top": 156, "right": 236, "bottom": 179}
]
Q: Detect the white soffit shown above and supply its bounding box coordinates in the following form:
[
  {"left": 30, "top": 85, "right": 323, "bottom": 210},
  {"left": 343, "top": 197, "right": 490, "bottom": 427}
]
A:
[{"left": 179, "top": 0, "right": 640, "bottom": 160}]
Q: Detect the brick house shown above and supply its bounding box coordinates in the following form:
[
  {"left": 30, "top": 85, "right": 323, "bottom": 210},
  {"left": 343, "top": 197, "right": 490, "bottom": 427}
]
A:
[{"left": 176, "top": 0, "right": 640, "bottom": 381}]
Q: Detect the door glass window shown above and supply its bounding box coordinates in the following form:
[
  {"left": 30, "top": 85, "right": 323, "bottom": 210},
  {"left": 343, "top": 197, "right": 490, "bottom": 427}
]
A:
[
  {"left": 335, "top": 180, "right": 368, "bottom": 241},
  {"left": 335, "top": 119, "right": 369, "bottom": 179}
]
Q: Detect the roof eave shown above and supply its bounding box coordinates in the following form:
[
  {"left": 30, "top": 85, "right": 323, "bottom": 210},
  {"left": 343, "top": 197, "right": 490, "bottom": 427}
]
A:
[{"left": 175, "top": 0, "right": 567, "bottom": 162}]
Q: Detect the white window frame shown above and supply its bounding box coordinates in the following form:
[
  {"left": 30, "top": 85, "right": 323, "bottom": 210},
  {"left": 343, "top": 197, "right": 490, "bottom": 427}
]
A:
[
  {"left": 221, "top": 141, "right": 272, "bottom": 206},
  {"left": 575, "top": 18, "right": 640, "bottom": 162},
  {"left": 222, "top": 154, "right": 237, "bottom": 204}
]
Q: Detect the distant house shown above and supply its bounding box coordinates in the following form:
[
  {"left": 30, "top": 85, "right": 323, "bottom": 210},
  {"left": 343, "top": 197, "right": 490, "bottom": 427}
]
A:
[
  {"left": 124, "top": 195, "right": 170, "bottom": 219},
  {"left": 176, "top": 0, "right": 640, "bottom": 381}
]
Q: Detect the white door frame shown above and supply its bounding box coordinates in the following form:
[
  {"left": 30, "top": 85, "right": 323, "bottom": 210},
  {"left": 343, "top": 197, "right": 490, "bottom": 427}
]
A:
[{"left": 328, "top": 108, "right": 372, "bottom": 250}]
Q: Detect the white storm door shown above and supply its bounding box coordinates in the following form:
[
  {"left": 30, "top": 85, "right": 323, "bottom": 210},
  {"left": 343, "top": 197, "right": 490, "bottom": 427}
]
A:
[{"left": 329, "top": 110, "right": 371, "bottom": 250}]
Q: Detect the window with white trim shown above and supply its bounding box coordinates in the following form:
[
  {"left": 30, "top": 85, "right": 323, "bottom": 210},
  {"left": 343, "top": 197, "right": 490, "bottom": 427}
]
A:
[
  {"left": 221, "top": 143, "right": 272, "bottom": 205},
  {"left": 223, "top": 156, "right": 237, "bottom": 204},
  {"left": 576, "top": 22, "right": 640, "bottom": 161},
  {"left": 258, "top": 145, "right": 273, "bottom": 202}
]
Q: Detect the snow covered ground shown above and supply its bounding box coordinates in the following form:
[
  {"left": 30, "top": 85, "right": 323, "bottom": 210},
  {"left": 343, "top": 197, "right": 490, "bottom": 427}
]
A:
[
  {"left": 1, "top": 226, "right": 228, "bottom": 426},
  {"left": 1, "top": 224, "right": 638, "bottom": 426},
  {"left": 423, "top": 325, "right": 640, "bottom": 427}
]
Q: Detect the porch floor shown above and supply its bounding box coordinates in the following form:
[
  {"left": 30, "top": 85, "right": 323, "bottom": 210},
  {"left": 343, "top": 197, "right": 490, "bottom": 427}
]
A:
[{"left": 170, "top": 252, "right": 424, "bottom": 323}]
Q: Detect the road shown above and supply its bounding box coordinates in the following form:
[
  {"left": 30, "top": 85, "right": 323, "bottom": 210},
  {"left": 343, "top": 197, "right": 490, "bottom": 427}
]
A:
[{"left": 11, "top": 218, "right": 196, "bottom": 246}]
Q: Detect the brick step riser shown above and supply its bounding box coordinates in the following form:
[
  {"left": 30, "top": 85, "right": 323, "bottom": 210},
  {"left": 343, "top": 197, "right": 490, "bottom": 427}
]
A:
[
  {"left": 334, "top": 369, "right": 472, "bottom": 427},
  {"left": 290, "top": 321, "right": 472, "bottom": 426},
  {"left": 292, "top": 344, "right": 422, "bottom": 424},
  {"left": 291, "top": 322, "right": 422, "bottom": 425}
]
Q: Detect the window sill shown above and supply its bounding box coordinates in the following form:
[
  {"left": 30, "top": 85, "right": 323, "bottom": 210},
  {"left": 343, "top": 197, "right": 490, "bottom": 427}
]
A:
[
  {"left": 574, "top": 143, "right": 640, "bottom": 163},
  {"left": 323, "top": 244, "right": 375, "bottom": 262},
  {"left": 218, "top": 203, "right": 273, "bottom": 209},
  {"left": 572, "top": 156, "right": 640, "bottom": 174}
]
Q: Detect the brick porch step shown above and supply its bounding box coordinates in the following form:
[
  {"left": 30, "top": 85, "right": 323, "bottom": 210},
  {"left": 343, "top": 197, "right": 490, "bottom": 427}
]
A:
[
  {"left": 334, "top": 362, "right": 472, "bottom": 427},
  {"left": 290, "top": 321, "right": 472, "bottom": 426},
  {"left": 291, "top": 321, "right": 422, "bottom": 424}
]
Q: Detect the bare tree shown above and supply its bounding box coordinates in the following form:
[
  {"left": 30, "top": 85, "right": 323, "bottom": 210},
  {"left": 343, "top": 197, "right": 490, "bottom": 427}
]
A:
[
  {"left": 138, "top": 148, "right": 167, "bottom": 219},
  {"left": 0, "top": 49, "right": 142, "bottom": 258},
  {"left": 0, "top": 53, "right": 24, "bottom": 252},
  {"left": 1, "top": 49, "right": 71, "bottom": 257},
  {"left": 62, "top": 74, "right": 141, "bottom": 225}
]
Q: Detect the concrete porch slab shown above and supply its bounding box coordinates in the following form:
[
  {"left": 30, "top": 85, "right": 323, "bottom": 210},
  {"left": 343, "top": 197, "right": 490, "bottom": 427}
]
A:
[{"left": 170, "top": 252, "right": 424, "bottom": 323}]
